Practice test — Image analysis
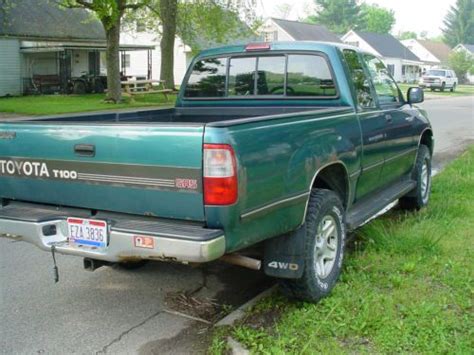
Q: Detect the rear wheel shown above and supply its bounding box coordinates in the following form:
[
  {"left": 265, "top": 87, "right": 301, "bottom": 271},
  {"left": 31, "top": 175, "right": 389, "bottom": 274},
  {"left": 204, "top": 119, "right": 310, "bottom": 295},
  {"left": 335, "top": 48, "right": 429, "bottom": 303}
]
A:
[
  {"left": 399, "top": 145, "right": 432, "bottom": 210},
  {"left": 450, "top": 83, "right": 456, "bottom": 92},
  {"left": 280, "top": 189, "right": 345, "bottom": 302}
]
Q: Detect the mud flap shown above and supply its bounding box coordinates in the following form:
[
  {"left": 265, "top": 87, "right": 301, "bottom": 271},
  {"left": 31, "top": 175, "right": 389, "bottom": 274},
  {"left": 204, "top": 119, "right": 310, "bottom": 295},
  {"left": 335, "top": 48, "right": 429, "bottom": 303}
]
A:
[{"left": 263, "top": 226, "right": 306, "bottom": 279}]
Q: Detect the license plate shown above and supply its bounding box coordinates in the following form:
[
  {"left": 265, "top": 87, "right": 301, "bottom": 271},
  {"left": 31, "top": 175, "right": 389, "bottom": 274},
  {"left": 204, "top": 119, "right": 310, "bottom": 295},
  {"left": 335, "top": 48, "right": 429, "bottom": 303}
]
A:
[{"left": 67, "top": 217, "right": 108, "bottom": 248}]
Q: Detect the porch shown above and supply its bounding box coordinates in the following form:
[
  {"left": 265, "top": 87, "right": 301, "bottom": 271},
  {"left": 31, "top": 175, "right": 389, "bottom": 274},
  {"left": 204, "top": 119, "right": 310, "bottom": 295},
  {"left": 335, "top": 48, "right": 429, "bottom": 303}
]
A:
[{"left": 20, "top": 41, "right": 155, "bottom": 95}]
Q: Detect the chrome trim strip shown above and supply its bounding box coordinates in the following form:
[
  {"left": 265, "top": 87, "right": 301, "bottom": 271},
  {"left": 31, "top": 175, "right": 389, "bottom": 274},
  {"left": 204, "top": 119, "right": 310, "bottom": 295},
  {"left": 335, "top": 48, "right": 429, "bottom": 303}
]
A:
[
  {"left": 241, "top": 191, "right": 309, "bottom": 220},
  {"left": 349, "top": 169, "right": 361, "bottom": 179},
  {"left": 384, "top": 147, "right": 418, "bottom": 164},
  {"left": 362, "top": 159, "right": 384, "bottom": 172}
]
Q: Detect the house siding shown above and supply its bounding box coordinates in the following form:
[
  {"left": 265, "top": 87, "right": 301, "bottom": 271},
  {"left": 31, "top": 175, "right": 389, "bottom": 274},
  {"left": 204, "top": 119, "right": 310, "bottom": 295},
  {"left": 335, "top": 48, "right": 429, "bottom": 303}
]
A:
[
  {"left": 0, "top": 39, "right": 21, "bottom": 96},
  {"left": 120, "top": 31, "right": 190, "bottom": 85}
]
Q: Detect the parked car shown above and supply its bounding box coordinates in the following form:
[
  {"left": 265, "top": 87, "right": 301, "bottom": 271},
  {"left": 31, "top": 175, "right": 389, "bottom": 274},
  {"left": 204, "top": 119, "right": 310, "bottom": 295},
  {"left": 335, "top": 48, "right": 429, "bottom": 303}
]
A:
[
  {"left": 419, "top": 69, "right": 458, "bottom": 92},
  {"left": 0, "top": 42, "right": 433, "bottom": 302}
]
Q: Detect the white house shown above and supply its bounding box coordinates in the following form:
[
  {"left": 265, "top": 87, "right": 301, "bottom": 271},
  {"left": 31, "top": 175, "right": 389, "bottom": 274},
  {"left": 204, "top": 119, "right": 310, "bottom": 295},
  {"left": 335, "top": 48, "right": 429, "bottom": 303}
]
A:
[
  {"left": 260, "top": 18, "right": 342, "bottom": 43},
  {"left": 453, "top": 44, "right": 474, "bottom": 84},
  {"left": 120, "top": 30, "right": 193, "bottom": 86},
  {"left": 0, "top": 0, "right": 153, "bottom": 96},
  {"left": 121, "top": 21, "right": 258, "bottom": 86},
  {"left": 342, "top": 30, "right": 422, "bottom": 83},
  {"left": 0, "top": 0, "right": 256, "bottom": 96},
  {"left": 401, "top": 39, "right": 452, "bottom": 70}
]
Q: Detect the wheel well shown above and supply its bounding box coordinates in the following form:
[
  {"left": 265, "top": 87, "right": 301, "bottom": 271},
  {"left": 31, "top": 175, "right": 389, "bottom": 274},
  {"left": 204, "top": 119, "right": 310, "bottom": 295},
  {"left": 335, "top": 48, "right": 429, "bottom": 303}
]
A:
[
  {"left": 311, "top": 163, "right": 349, "bottom": 208},
  {"left": 420, "top": 130, "right": 434, "bottom": 156}
]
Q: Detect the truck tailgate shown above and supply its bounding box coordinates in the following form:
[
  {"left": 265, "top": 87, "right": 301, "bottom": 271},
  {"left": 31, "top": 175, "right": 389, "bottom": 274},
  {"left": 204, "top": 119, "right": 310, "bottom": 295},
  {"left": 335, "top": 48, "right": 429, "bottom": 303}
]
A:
[{"left": 0, "top": 123, "right": 205, "bottom": 221}]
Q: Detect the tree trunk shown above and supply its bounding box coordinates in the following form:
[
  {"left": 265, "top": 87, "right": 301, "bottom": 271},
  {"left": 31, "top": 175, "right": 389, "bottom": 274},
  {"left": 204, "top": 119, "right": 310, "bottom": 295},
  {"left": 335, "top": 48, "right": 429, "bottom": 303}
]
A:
[
  {"left": 159, "top": 0, "right": 178, "bottom": 90},
  {"left": 104, "top": 16, "right": 122, "bottom": 103}
]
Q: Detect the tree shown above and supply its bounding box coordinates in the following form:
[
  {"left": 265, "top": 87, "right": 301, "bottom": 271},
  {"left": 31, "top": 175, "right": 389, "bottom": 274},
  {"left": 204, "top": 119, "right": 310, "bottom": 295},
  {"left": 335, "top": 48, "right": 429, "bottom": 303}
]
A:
[
  {"left": 398, "top": 31, "right": 418, "bottom": 40},
  {"left": 358, "top": 4, "right": 395, "bottom": 34},
  {"left": 442, "top": 0, "right": 474, "bottom": 47},
  {"left": 275, "top": 3, "right": 293, "bottom": 19},
  {"left": 449, "top": 50, "right": 474, "bottom": 83},
  {"left": 129, "top": 0, "right": 258, "bottom": 89},
  {"left": 306, "top": 0, "right": 360, "bottom": 34},
  {"left": 61, "top": 0, "right": 149, "bottom": 103}
]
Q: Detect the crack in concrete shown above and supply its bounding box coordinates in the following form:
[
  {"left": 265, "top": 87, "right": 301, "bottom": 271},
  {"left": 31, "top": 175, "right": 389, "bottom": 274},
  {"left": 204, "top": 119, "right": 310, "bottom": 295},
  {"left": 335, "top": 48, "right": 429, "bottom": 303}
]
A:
[{"left": 96, "top": 309, "right": 164, "bottom": 354}]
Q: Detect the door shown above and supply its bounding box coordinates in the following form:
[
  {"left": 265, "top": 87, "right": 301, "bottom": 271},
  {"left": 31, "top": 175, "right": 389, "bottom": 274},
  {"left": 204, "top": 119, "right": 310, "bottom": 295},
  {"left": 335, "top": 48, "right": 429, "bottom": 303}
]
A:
[
  {"left": 342, "top": 49, "right": 386, "bottom": 200},
  {"left": 88, "top": 51, "right": 100, "bottom": 76},
  {"left": 362, "top": 54, "right": 417, "bottom": 184}
]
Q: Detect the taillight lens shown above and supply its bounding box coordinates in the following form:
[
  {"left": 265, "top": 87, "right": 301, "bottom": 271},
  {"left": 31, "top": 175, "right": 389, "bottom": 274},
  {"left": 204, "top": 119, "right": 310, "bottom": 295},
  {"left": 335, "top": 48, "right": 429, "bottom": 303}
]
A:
[{"left": 203, "top": 144, "right": 238, "bottom": 205}]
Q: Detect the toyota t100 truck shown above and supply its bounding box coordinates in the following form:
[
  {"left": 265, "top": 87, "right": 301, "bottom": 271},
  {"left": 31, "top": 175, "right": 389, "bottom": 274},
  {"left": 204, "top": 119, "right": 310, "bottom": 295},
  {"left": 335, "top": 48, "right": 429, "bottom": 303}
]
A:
[{"left": 0, "top": 42, "right": 433, "bottom": 302}]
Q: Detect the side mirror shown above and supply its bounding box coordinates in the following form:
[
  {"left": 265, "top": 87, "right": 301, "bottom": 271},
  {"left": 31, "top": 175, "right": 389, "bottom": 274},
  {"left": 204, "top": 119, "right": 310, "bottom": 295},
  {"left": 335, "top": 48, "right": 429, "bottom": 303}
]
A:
[{"left": 407, "top": 87, "right": 424, "bottom": 104}]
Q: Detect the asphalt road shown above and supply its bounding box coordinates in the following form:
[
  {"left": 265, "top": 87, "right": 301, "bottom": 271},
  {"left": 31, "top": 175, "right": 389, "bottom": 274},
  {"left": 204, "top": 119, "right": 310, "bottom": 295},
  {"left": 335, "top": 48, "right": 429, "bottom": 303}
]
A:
[{"left": 1, "top": 96, "right": 473, "bottom": 354}]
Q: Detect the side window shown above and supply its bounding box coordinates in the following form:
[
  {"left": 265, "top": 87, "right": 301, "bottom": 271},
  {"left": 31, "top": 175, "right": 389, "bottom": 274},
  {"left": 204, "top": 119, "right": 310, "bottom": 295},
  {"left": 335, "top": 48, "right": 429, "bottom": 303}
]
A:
[
  {"left": 228, "top": 57, "right": 256, "bottom": 96},
  {"left": 286, "top": 55, "right": 337, "bottom": 97},
  {"left": 363, "top": 55, "right": 400, "bottom": 105},
  {"left": 256, "top": 56, "right": 286, "bottom": 95},
  {"left": 342, "top": 49, "right": 375, "bottom": 109},
  {"left": 184, "top": 58, "right": 227, "bottom": 97}
]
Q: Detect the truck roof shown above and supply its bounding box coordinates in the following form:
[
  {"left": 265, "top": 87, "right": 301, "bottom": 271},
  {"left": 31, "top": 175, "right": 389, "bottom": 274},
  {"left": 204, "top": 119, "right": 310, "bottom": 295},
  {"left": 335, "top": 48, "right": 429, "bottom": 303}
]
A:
[{"left": 196, "top": 41, "right": 366, "bottom": 58}]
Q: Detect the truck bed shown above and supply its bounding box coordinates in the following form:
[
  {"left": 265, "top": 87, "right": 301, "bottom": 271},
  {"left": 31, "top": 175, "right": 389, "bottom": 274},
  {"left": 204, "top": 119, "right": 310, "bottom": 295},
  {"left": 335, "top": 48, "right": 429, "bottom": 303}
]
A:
[{"left": 8, "top": 106, "right": 342, "bottom": 124}]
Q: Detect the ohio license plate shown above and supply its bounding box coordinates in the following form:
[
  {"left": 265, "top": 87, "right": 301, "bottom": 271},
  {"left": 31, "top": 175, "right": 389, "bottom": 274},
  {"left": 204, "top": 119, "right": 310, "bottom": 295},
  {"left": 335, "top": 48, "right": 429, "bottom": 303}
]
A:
[{"left": 67, "top": 218, "right": 108, "bottom": 248}]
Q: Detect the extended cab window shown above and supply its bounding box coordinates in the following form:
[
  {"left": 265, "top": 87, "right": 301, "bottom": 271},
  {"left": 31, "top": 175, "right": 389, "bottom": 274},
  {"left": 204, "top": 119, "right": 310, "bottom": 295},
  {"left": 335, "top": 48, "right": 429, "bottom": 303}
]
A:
[
  {"left": 363, "top": 55, "right": 401, "bottom": 105},
  {"left": 342, "top": 49, "right": 375, "bottom": 109},
  {"left": 184, "top": 58, "right": 227, "bottom": 97},
  {"left": 287, "top": 55, "right": 336, "bottom": 97}
]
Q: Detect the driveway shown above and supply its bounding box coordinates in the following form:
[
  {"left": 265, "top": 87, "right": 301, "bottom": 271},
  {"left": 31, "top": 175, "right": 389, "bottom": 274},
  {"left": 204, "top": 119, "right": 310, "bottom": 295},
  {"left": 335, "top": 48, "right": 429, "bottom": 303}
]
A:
[{"left": 1, "top": 96, "right": 473, "bottom": 354}]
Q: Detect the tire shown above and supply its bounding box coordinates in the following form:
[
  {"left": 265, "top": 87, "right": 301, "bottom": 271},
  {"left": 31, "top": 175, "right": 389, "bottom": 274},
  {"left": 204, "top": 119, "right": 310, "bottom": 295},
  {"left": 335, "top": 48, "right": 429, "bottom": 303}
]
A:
[
  {"left": 440, "top": 82, "right": 445, "bottom": 92},
  {"left": 450, "top": 83, "right": 456, "bottom": 92},
  {"left": 280, "top": 189, "right": 345, "bottom": 302},
  {"left": 399, "top": 145, "right": 432, "bottom": 211},
  {"left": 117, "top": 260, "right": 149, "bottom": 270},
  {"left": 73, "top": 81, "right": 86, "bottom": 95}
]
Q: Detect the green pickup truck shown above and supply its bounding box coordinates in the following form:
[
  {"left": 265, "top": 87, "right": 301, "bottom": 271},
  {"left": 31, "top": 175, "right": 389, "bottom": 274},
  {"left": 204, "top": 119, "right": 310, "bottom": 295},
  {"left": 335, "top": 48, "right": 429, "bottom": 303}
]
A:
[{"left": 0, "top": 42, "right": 433, "bottom": 302}]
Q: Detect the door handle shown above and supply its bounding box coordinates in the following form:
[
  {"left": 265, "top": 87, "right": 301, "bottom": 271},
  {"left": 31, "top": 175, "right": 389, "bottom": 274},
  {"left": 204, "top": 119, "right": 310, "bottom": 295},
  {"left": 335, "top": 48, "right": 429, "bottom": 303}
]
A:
[
  {"left": 385, "top": 114, "right": 392, "bottom": 123},
  {"left": 74, "top": 144, "right": 95, "bottom": 157}
]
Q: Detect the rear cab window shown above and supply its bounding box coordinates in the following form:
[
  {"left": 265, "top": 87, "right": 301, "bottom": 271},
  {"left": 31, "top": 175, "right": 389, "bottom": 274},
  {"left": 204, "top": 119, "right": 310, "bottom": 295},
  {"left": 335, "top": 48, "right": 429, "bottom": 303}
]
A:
[
  {"left": 183, "top": 52, "right": 337, "bottom": 99},
  {"left": 184, "top": 58, "right": 227, "bottom": 97}
]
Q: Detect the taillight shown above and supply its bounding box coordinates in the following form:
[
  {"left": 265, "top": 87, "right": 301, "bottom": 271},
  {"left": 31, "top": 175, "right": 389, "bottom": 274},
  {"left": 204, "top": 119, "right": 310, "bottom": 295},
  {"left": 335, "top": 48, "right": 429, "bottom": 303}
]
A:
[{"left": 203, "top": 144, "right": 238, "bottom": 205}]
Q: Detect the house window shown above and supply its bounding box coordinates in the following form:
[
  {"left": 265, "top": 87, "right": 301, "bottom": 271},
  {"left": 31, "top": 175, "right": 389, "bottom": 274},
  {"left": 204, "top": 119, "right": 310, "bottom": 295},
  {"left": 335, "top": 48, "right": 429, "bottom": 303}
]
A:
[
  {"left": 347, "top": 41, "right": 359, "bottom": 47},
  {"left": 136, "top": 20, "right": 146, "bottom": 32},
  {"left": 263, "top": 30, "right": 278, "bottom": 42},
  {"left": 402, "top": 65, "right": 406, "bottom": 75},
  {"left": 123, "top": 54, "right": 131, "bottom": 68}
]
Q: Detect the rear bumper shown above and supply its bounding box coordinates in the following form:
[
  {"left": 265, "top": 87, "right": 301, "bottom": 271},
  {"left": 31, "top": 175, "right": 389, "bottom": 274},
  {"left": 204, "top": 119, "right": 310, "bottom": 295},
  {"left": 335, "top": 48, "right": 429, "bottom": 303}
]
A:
[{"left": 0, "top": 202, "right": 225, "bottom": 263}]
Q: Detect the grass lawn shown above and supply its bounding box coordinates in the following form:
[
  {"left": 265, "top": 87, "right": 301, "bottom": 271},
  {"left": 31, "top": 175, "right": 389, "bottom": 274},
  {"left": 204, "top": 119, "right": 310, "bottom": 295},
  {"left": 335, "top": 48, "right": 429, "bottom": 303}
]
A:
[
  {"left": 211, "top": 146, "right": 474, "bottom": 354},
  {"left": 0, "top": 93, "right": 177, "bottom": 116},
  {"left": 399, "top": 83, "right": 474, "bottom": 97}
]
